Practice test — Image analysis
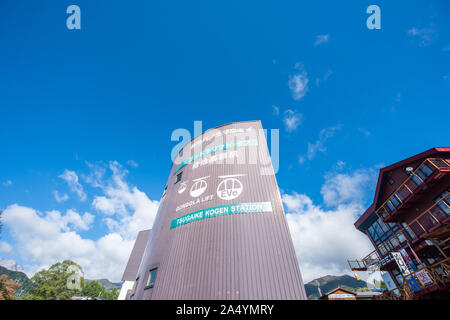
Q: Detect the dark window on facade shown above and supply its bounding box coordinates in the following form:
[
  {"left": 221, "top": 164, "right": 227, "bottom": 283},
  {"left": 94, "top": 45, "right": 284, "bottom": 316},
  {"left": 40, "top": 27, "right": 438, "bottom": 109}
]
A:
[
  {"left": 386, "top": 200, "right": 395, "bottom": 212},
  {"left": 379, "top": 208, "right": 388, "bottom": 219},
  {"left": 389, "top": 196, "right": 400, "bottom": 208},
  {"left": 162, "top": 186, "right": 168, "bottom": 199},
  {"left": 391, "top": 269, "right": 404, "bottom": 285},
  {"left": 395, "top": 192, "right": 404, "bottom": 202},
  {"left": 416, "top": 164, "right": 433, "bottom": 181},
  {"left": 401, "top": 222, "right": 416, "bottom": 240},
  {"left": 145, "top": 268, "right": 157, "bottom": 289},
  {"left": 131, "top": 276, "right": 139, "bottom": 297},
  {"left": 175, "top": 172, "right": 183, "bottom": 184},
  {"left": 410, "top": 174, "right": 423, "bottom": 187},
  {"left": 368, "top": 217, "right": 395, "bottom": 247},
  {"left": 388, "top": 178, "right": 395, "bottom": 185},
  {"left": 434, "top": 188, "right": 450, "bottom": 215}
]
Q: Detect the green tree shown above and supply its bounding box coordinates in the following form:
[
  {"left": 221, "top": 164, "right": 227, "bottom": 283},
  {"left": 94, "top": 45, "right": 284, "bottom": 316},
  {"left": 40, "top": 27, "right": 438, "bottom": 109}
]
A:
[
  {"left": 20, "top": 260, "right": 84, "bottom": 300},
  {"left": 81, "top": 280, "right": 119, "bottom": 300},
  {"left": 81, "top": 280, "right": 104, "bottom": 298},
  {"left": 101, "top": 288, "right": 119, "bottom": 300}
]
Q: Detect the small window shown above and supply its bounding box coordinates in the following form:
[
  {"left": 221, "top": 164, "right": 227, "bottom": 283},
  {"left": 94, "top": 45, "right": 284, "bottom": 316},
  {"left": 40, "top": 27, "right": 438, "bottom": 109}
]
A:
[
  {"left": 386, "top": 201, "right": 395, "bottom": 212},
  {"left": 410, "top": 174, "right": 423, "bottom": 186},
  {"left": 131, "top": 276, "right": 139, "bottom": 297},
  {"left": 379, "top": 208, "right": 388, "bottom": 219},
  {"left": 162, "top": 186, "right": 168, "bottom": 199},
  {"left": 434, "top": 189, "right": 450, "bottom": 215},
  {"left": 175, "top": 172, "right": 183, "bottom": 184},
  {"left": 417, "top": 164, "right": 433, "bottom": 180},
  {"left": 395, "top": 192, "right": 404, "bottom": 202},
  {"left": 145, "top": 268, "right": 158, "bottom": 289},
  {"left": 390, "top": 195, "right": 400, "bottom": 208},
  {"left": 389, "top": 178, "right": 395, "bottom": 185},
  {"left": 401, "top": 222, "right": 416, "bottom": 240}
]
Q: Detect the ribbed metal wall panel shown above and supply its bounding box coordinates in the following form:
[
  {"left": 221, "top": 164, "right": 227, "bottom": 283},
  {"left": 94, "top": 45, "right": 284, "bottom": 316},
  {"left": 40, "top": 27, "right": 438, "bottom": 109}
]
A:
[{"left": 130, "top": 120, "right": 306, "bottom": 300}]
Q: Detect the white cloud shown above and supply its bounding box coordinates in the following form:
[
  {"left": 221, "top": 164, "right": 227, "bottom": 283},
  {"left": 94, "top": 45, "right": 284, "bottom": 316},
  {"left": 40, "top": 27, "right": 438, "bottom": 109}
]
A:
[
  {"left": 59, "top": 170, "right": 87, "bottom": 201},
  {"left": 272, "top": 105, "right": 280, "bottom": 116},
  {"left": 282, "top": 109, "right": 302, "bottom": 132},
  {"left": 315, "top": 70, "right": 333, "bottom": 87},
  {"left": 321, "top": 169, "right": 376, "bottom": 207},
  {"left": 90, "top": 161, "right": 160, "bottom": 239},
  {"left": 284, "top": 167, "right": 375, "bottom": 282},
  {"left": 358, "top": 127, "right": 371, "bottom": 137},
  {"left": 45, "top": 209, "right": 94, "bottom": 232},
  {"left": 0, "top": 241, "right": 12, "bottom": 254},
  {"left": 298, "top": 155, "right": 305, "bottom": 165},
  {"left": 82, "top": 161, "right": 107, "bottom": 188},
  {"left": 307, "top": 125, "right": 342, "bottom": 160},
  {"left": 408, "top": 26, "right": 436, "bottom": 47},
  {"left": 2, "top": 204, "right": 135, "bottom": 281},
  {"left": 2, "top": 161, "right": 160, "bottom": 281},
  {"left": 126, "top": 160, "right": 139, "bottom": 168},
  {"left": 53, "top": 190, "right": 69, "bottom": 203},
  {"left": 314, "top": 34, "right": 330, "bottom": 46},
  {"left": 288, "top": 65, "right": 309, "bottom": 101},
  {"left": 2, "top": 180, "right": 12, "bottom": 187}
]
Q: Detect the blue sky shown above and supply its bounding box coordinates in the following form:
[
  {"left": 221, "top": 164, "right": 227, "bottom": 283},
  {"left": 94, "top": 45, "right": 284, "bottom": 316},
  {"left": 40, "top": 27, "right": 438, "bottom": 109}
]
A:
[{"left": 0, "top": 1, "right": 449, "bottom": 282}]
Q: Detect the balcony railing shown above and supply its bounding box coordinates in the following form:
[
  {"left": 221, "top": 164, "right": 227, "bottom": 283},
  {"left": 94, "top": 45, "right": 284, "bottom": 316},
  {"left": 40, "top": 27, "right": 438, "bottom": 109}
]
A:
[
  {"left": 376, "top": 158, "right": 450, "bottom": 222},
  {"left": 376, "top": 257, "right": 450, "bottom": 300},
  {"left": 348, "top": 193, "right": 450, "bottom": 271}
]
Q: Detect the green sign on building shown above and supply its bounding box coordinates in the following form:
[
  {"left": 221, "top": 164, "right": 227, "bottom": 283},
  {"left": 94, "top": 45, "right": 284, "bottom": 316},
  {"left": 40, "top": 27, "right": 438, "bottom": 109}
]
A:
[{"left": 170, "top": 202, "right": 273, "bottom": 229}]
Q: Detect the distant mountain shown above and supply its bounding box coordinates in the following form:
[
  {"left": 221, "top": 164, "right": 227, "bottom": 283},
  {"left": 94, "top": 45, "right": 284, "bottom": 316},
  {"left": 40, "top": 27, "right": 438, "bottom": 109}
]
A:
[
  {"left": 85, "top": 278, "right": 122, "bottom": 291},
  {"left": 305, "top": 275, "right": 369, "bottom": 300},
  {"left": 0, "top": 265, "right": 32, "bottom": 297},
  {"left": 0, "top": 259, "right": 24, "bottom": 272}
]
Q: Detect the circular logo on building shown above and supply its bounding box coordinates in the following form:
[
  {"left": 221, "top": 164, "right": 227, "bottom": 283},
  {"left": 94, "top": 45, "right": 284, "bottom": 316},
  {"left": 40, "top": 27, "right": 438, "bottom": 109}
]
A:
[
  {"left": 178, "top": 182, "right": 187, "bottom": 194},
  {"left": 190, "top": 178, "right": 208, "bottom": 197},
  {"left": 217, "top": 177, "right": 243, "bottom": 200}
]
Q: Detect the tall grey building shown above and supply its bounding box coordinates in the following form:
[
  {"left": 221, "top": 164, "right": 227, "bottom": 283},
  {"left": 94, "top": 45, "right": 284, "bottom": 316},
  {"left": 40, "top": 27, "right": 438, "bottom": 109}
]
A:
[{"left": 127, "top": 120, "right": 306, "bottom": 299}]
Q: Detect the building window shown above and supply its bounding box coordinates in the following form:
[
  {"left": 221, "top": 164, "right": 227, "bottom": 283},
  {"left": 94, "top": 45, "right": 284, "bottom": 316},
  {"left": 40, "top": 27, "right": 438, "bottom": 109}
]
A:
[
  {"left": 395, "top": 192, "right": 404, "bottom": 202},
  {"left": 378, "top": 243, "right": 388, "bottom": 257},
  {"left": 410, "top": 174, "right": 423, "bottom": 187},
  {"left": 401, "top": 222, "right": 416, "bottom": 240},
  {"left": 175, "top": 172, "right": 183, "bottom": 184},
  {"left": 130, "top": 276, "right": 139, "bottom": 297},
  {"left": 145, "top": 268, "right": 157, "bottom": 289},
  {"left": 390, "top": 196, "right": 400, "bottom": 208},
  {"left": 162, "top": 186, "right": 168, "bottom": 199},
  {"left": 368, "top": 217, "right": 394, "bottom": 246},
  {"left": 434, "top": 189, "right": 450, "bottom": 215},
  {"left": 416, "top": 163, "right": 433, "bottom": 181},
  {"left": 386, "top": 200, "right": 395, "bottom": 212},
  {"left": 396, "top": 231, "right": 407, "bottom": 244},
  {"left": 389, "top": 236, "right": 400, "bottom": 249},
  {"left": 379, "top": 208, "right": 388, "bottom": 219},
  {"left": 392, "top": 269, "right": 404, "bottom": 285},
  {"left": 388, "top": 178, "right": 395, "bottom": 185}
]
